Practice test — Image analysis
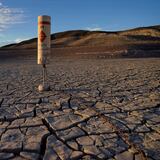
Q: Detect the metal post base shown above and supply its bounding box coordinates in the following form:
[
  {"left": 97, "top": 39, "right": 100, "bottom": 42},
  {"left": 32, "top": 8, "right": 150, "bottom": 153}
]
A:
[
  {"left": 38, "top": 64, "right": 50, "bottom": 92},
  {"left": 38, "top": 84, "right": 50, "bottom": 92}
]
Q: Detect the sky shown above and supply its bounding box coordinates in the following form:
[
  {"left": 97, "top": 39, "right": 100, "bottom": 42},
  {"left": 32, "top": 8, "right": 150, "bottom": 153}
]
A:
[{"left": 0, "top": 0, "right": 160, "bottom": 46}]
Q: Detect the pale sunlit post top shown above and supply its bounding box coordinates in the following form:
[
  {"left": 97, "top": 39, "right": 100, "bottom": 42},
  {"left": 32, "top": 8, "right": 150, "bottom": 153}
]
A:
[{"left": 37, "top": 15, "right": 51, "bottom": 65}]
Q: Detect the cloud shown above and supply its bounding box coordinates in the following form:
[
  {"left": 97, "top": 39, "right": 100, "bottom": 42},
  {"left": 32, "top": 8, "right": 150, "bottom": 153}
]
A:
[
  {"left": 15, "top": 38, "right": 29, "bottom": 43},
  {"left": 0, "top": 40, "right": 15, "bottom": 47},
  {"left": 0, "top": 37, "right": 30, "bottom": 47},
  {"left": 0, "top": 2, "right": 25, "bottom": 31},
  {"left": 86, "top": 27, "right": 102, "bottom": 31}
]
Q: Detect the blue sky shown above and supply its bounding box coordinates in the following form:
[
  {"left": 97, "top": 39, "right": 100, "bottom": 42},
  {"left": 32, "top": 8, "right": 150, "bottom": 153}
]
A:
[{"left": 0, "top": 0, "right": 160, "bottom": 46}]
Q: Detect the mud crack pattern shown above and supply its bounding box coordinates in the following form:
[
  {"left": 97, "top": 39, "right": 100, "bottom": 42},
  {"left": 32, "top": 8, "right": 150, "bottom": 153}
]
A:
[{"left": 0, "top": 58, "right": 160, "bottom": 160}]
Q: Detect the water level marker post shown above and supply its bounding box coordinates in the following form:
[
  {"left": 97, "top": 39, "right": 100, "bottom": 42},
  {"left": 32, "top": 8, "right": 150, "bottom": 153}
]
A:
[{"left": 37, "top": 15, "right": 51, "bottom": 92}]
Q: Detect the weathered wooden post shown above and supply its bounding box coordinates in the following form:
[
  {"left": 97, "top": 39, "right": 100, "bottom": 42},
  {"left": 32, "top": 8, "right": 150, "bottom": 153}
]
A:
[{"left": 37, "top": 15, "right": 51, "bottom": 92}]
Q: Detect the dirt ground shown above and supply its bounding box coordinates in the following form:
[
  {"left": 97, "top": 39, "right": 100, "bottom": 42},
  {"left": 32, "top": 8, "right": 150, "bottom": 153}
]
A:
[{"left": 0, "top": 58, "right": 160, "bottom": 160}]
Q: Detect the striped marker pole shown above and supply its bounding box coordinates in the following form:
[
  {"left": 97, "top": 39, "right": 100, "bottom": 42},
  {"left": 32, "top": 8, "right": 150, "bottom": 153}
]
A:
[
  {"left": 37, "top": 15, "right": 51, "bottom": 92},
  {"left": 38, "top": 15, "right": 51, "bottom": 65}
]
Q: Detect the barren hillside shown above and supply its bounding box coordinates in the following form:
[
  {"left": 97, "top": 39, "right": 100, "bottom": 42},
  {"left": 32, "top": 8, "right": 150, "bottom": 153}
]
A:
[{"left": 0, "top": 25, "right": 160, "bottom": 58}]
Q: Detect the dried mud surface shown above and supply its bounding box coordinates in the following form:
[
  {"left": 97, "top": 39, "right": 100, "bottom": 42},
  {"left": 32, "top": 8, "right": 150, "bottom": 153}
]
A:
[{"left": 0, "top": 58, "right": 160, "bottom": 160}]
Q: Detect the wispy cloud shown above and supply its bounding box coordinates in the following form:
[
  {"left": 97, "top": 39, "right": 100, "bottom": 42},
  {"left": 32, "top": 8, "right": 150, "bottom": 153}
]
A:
[
  {"left": 86, "top": 27, "right": 102, "bottom": 31},
  {"left": 15, "top": 37, "right": 29, "bottom": 43},
  {"left": 0, "top": 37, "right": 30, "bottom": 47},
  {"left": 0, "top": 40, "right": 15, "bottom": 47},
  {"left": 0, "top": 2, "right": 25, "bottom": 31},
  {"left": 86, "top": 26, "right": 103, "bottom": 31}
]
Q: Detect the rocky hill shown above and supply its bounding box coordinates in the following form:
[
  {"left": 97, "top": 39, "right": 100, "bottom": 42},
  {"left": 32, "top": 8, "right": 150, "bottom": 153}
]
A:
[{"left": 0, "top": 25, "right": 160, "bottom": 59}]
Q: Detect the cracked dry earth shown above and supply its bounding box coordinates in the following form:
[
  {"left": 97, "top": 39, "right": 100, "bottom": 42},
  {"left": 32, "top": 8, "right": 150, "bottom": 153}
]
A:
[{"left": 0, "top": 58, "right": 160, "bottom": 160}]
